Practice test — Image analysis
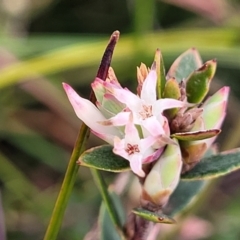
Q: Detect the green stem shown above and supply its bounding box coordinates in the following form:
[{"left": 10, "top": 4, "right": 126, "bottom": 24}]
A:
[
  {"left": 91, "top": 169, "right": 124, "bottom": 236},
  {"left": 43, "top": 124, "right": 89, "bottom": 240}
]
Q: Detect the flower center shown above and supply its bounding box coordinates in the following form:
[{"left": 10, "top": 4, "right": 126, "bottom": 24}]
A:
[
  {"left": 139, "top": 105, "right": 153, "bottom": 120},
  {"left": 126, "top": 143, "right": 140, "bottom": 155}
]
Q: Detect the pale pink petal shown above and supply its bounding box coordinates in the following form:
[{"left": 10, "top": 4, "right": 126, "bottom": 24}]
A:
[
  {"left": 140, "top": 69, "right": 157, "bottom": 104},
  {"left": 153, "top": 98, "right": 188, "bottom": 114},
  {"left": 113, "top": 137, "right": 128, "bottom": 159},
  {"left": 111, "top": 87, "right": 142, "bottom": 111},
  {"left": 142, "top": 117, "right": 165, "bottom": 137},
  {"left": 129, "top": 154, "right": 145, "bottom": 177},
  {"left": 124, "top": 115, "right": 141, "bottom": 143},
  {"left": 91, "top": 130, "right": 121, "bottom": 145},
  {"left": 142, "top": 147, "right": 164, "bottom": 164},
  {"left": 63, "top": 83, "right": 120, "bottom": 137},
  {"left": 140, "top": 135, "right": 158, "bottom": 151},
  {"left": 100, "top": 111, "right": 130, "bottom": 126}
]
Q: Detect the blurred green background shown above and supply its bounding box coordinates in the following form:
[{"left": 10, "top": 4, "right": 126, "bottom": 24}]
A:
[{"left": 1, "top": 0, "right": 240, "bottom": 239}]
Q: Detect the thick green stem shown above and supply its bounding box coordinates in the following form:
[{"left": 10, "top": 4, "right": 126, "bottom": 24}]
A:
[{"left": 43, "top": 124, "right": 89, "bottom": 240}]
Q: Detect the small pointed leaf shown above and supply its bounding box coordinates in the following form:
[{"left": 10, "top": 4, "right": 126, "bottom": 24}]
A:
[
  {"left": 186, "top": 59, "right": 217, "bottom": 103},
  {"left": 132, "top": 208, "right": 176, "bottom": 224},
  {"left": 167, "top": 48, "right": 202, "bottom": 83},
  {"left": 171, "top": 129, "right": 220, "bottom": 141},
  {"left": 155, "top": 49, "right": 166, "bottom": 98},
  {"left": 181, "top": 148, "right": 240, "bottom": 180},
  {"left": 78, "top": 145, "right": 130, "bottom": 172}
]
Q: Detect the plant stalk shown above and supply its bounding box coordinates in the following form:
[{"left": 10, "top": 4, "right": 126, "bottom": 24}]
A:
[{"left": 43, "top": 124, "right": 89, "bottom": 240}]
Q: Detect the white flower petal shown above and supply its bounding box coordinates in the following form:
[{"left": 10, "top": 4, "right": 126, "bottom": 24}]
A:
[
  {"left": 153, "top": 98, "right": 187, "bottom": 114},
  {"left": 140, "top": 69, "right": 157, "bottom": 104},
  {"left": 63, "top": 83, "right": 120, "bottom": 138},
  {"left": 129, "top": 154, "right": 145, "bottom": 177},
  {"left": 112, "top": 88, "right": 141, "bottom": 111}
]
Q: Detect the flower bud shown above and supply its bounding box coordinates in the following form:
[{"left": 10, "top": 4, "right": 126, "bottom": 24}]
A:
[{"left": 142, "top": 139, "right": 182, "bottom": 206}]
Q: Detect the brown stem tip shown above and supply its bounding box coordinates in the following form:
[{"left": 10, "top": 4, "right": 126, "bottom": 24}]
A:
[{"left": 96, "top": 30, "right": 120, "bottom": 80}]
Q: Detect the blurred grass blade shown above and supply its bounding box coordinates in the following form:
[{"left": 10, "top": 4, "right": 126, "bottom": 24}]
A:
[
  {"left": 0, "top": 29, "right": 240, "bottom": 89},
  {"left": 4, "top": 132, "right": 68, "bottom": 172}
]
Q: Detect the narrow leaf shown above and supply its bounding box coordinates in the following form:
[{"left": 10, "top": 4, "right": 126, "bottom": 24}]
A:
[
  {"left": 78, "top": 145, "right": 130, "bottom": 172},
  {"left": 181, "top": 148, "right": 240, "bottom": 180},
  {"left": 132, "top": 208, "right": 176, "bottom": 224},
  {"left": 165, "top": 180, "right": 207, "bottom": 216},
  {"left": 167, "top": 48, "right": 202, "bottom": 83},
  {"left": 186, "top": 59, "right": 217, "bottom": 103},
  {"left": 155, "top": 49, "right": 166, "bottom": 98},
  {"left": 99, "top": 191, "right": 126, "bottom": 240},
  {"left": 171, "top": 129, "right": 220, "bottom": 141}
]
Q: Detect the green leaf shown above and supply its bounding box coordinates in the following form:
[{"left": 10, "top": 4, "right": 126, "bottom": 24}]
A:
[
  {"left": 171, "top": 129, "right": 220, "bottom": 141},
  {"left": 186, "top": 59, "right": 217, "bottom": 103},
  {"left": 78, "top": 145, "right": 130, "bottom": 172},
  {"left": 163, "top": 78, "right": 181, "bottom": 118},
  {"left": 163, "top": 78, "right": 181, "bottom": 100},
  {"left": 181, "top": 148, "right": 240, "bottom": 180},
  {"left": 155, "top": 49, "right": 166, "bottom": 98},
  {"left": 99, "top": 191, "right": 126, "bottom": 240},
  {"left": 165, "top": 180, "right": 208, "bottom": 216},
  {"left": 167, "top": 48, "right": 202, "bottom": 83},
  {"left": 132, "top": 208, "right": 176, "bottom": 224}
]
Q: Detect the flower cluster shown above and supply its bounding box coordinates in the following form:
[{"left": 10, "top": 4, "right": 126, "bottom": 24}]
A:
[
  {"left": 63, "top": 62, "right": 187, "bottom": 177},
  {"left": 63, "top": 49, "right": 229, "bottom": 206}
]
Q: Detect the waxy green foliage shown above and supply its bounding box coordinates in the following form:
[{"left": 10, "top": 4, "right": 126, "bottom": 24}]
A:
[
  {"left": 166, "top": 180, "right": 207, "bottom": 216},
  {"left": 78, "top": 145, "right": 130, "bottom": 172},
  {"left": 171, "top": 129, "right": 220, "bottom": 141},
  {"left": 132, "top": 208, "right": 176, "bottom": 224},
  {"left": 186, "top": 59, "right": 217, "bottom": 103},
  {"left": 167, "top": 48, "right": 202, "bottom": 82},
  {"left": 181, "top": 148, "right": 240, "bottom": 180},
  {"left": 163, "top": 78, "right": 181, "bottom": 118},
  {"left": 155, "top": 49, "right": 166, "bottom": 98}
]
